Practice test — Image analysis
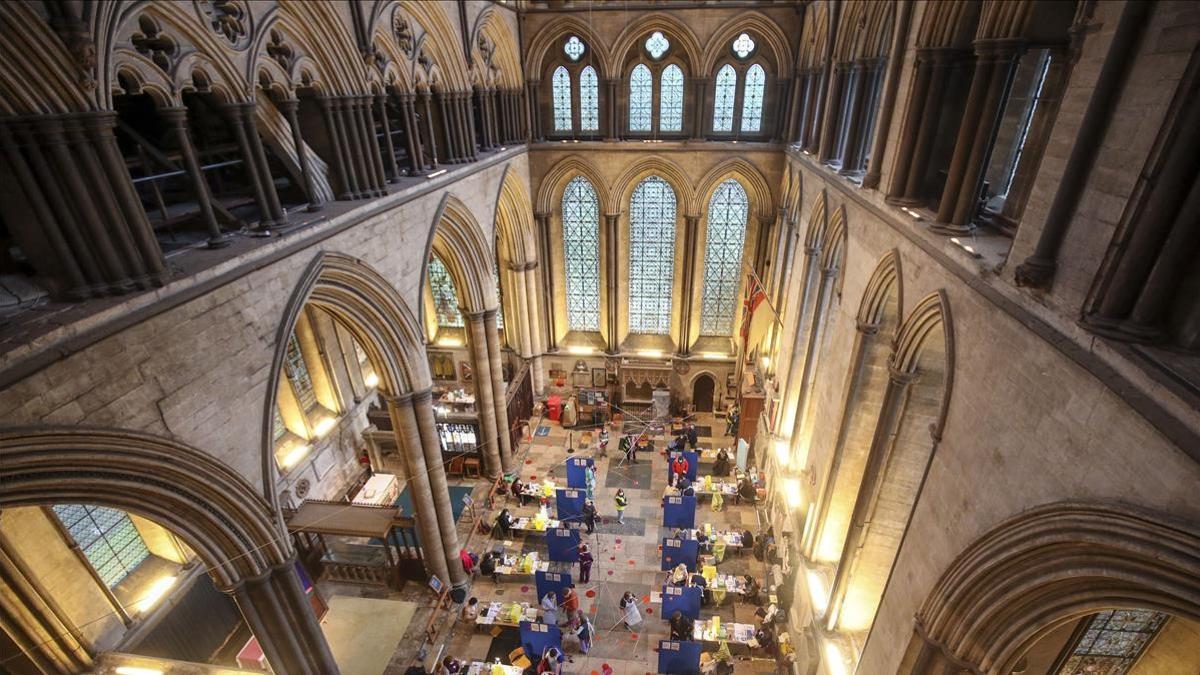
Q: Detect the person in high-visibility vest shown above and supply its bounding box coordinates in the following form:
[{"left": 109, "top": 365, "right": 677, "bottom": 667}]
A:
[{"left": 614, "top": 489, "right": 628, "bottom": 524}]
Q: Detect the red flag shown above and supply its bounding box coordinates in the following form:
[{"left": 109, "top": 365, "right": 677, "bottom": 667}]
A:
[{"left": 740, "top": 276, "right": 772, "bottom": 349}]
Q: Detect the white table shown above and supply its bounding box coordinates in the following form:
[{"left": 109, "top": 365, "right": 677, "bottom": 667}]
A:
[{"left": 352, "top": 473, "right": 398, "bottom": 507}]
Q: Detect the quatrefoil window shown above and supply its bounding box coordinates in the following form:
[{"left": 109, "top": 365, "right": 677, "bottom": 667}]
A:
[
  {"left": 564, "top": 36, "right": 585, "bottom": 61},
  {"left": 645, "top": 31, "right": 670, "bottom": 59},
  {"left": 733, "top": 33, "right": 756, "bottom": 59}
]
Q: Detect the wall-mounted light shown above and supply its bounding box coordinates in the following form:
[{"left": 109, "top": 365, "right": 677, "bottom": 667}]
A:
[
  {"left": 312, "top": 416, "right": 337, "bottom": 439},
  {"left": 773, "top": 437, "right": 791, "bottom": 467},
  {"left": 280, "top": 443, "right": 311, "bottom": 469},
  {"left": 760, "top": 355, "right": 770, "bottom": 370},
  {"left": 807, "top": 569, "right": 828, "bottom": 615},
  {"left": 783, "top": 477, "right": 804, "bottom": 509},
  {"left": 363, "top": 372, "right": 380, "bottom": 389},
  {"left": 949, "top": 237, "right": 983, "bottom": 259},
  {"left": 824, "top": 640, "right": 849, "bottom": 675},
  {"left": 567, "top": 345, "right": 594, "bottom": 355}
]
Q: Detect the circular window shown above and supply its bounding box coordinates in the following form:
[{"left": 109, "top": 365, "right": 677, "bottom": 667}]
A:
[
  {"left": 645, "top": 31, "right": 670, "bottom": 60},
  {"left": 564, "top": 35, "right": 585, "bottom": 61},
  {"left": 732, "top": 33, "right": 756, "bottom": 59}
]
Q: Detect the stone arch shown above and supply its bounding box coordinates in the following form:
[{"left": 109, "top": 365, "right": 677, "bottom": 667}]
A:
[
  {"left": 0, "top": 2, "right": 92, "bottom": 114},
  {"left": 803, "top": 189, "right": 829, "bottom": 252},
  {"left": 903, "top": 502, "right": 1200, "bottom": 674},
  {"left": 916, "top": 0, "right": 983, "bottom": 50},
  {"left": 806, "top": 250, "right": 904, "bottom": 563},
  {"left": 824, "top": 290, "right": 954, "bottom": 632},
  {"left": 365, "top": 1, "right": 470, "bottom": 93},
  {"left": 611, "top": 155, "right": 696, "bottom": 217},
  {"left": 266, "top": 251, "right": 467, "bottom": 590},
  {"left": 819, "top": 204, "right": 849, "bottom": 275},
  {"left": 535, "top": 155, "right": 611, "bottom": 216},
  {"left": 494, "top": 165, "right": 546, "bottom": 392},
  {"left": 609, "top": 14, "right": 703, "bottom": 80},
  {"left": 693, "top": 158, "right": 775, "bottom": 222},
  {"left": 700, "top": 12, "right": 793, "bottom": 79},
  {"left": 525, "top": 16, "right": 611, "bottom": 80},
  {"left": 0, "top": 426, "right": 337, "bottom": 673},
  {"left": 798, "top": 2, "right": 831, "bottom": 70},
  {"left": 470, "top": 6, "right": 523, "bottom": 90}
]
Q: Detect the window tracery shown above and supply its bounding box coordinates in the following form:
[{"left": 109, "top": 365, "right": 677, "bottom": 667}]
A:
[
  {"left": 580, "top": 66, "right": 599, "bottom": 132},
  {"left": 700, "top": 179, "right": 749, "bottom": 335},
  {"left": 53, "top": 505, "right": 151, "bottom": 588},
  {"left": 629, "top": 64, "right": 653, "bottom": 132},
  {"left": 429, "top": 256, "right": 464, "bottom": 328},
  {"left": 741, "top": 64, "right": 766, "bottom": 133},
  {"left": 646, "top": 31, "right": 670, "bottom": 60},
  {"left": 562, "top": 176, "right": 601, "bottom": 332},
  {"left": 660, "top": 64, "right": 684, "bottom": 132},
  {"left": 552, "top": 66, "right": 572, "bottom": 131},
  {"left": 628, "top": 176, "right": 677, "bottom": 335},
  {"left": 564, "top": 35, "right": 586, "bottom": 61},
  {"left": 713, "top": 64, "right": 737, "bottom": 132}
]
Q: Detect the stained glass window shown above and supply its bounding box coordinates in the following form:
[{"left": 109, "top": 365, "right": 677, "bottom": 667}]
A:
[
  {"left": 733, "top": 33, "right": 756, "bottom": 59},
  {"left": 580, "top": 66, "right": 599, "bottom": 132},
  {"left": 629, "top": 64, "right": 652, "bottom": 132},
  {"left": 713, "top": 65, "right": 737, "bottom": 132},
  {"left": 700, "top": 179, "right": 749, "bottom": 335},
  {"left": 493, "top": 260, "right": 504, "bottom": 331},
  {"left": 284, "top": 333, "right": 316, "bottom": 411},
  {"left": 429, "top": 255, "right": 464, "bottom": 328},
  {"left": 552, "top": 66, "right": 572, "bottom": 131},
  {"left": 1056, "top": 610, "right": 1168, "bottom": 675},
  {"left": 628, "top": 176, "right": 676, "bottom": 335},
  {"left": 53, "top": 505, "right": 151, "bottom": 588},
  {"left": 660, "top": 64, "right": 684, "bottom": 132},
  {"left": 741, "top": 64, "right": 766, "bottom": 133},
  {"left": 564, "top": 36, "right": 585, "bottom": 61},
  {"left": 562, "top": 176, "right": 601, "bottom": 332},
  {"left": 646, "top": 31, "right": 670, "bottom": 59}
]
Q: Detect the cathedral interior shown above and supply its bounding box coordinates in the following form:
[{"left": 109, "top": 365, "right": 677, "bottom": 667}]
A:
[{"left": 0, "top": 1, "right": 1198, "bottom": 674}]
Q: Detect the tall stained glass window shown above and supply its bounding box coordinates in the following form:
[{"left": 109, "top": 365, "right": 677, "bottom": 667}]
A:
[
  {"left": 562, "top": 176, "right": 601, "bottom": 332},
  {"left": 741, "top": 64, "right": 766, "bottom": 133},
  {"left": 660, "top": 64, "right": 684, "bottom": 132},
  {"left": 628, "top": 176, "right": 676, "bottom": 335},
  {"left": 284, "top": 333, "right": 316, "bottom": 411},
  {"left": 493, "top": 260, "right": 505, "bottom": 331},
  {"left": 629, "top": 64, "right": 652, "bottom": 132},
  {"left": 53, "top": 505, "right": 151, "bottom": 588},
  {"left": 700, "top": 179, "right": 749, "bottom": 335},
  {"left": 429, "top": 255, "right": 464, "bottom": 328},
  {"left": 713, "top": 65, "right": 737, "bottom": 132},
  {"left": 580, "top": 66, "right": 599, "bottom": 132},
  {"left": 552, "top": 66, "right": 572, "bottom": 131},
  {"left": 1055, "top": 610, "right": 1168, "bottom": 674}
]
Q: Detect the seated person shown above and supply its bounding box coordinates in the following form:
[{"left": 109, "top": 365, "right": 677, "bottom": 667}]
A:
[
  {"left": 669, "top": 610, "right": 694, "bottom": 641},
  {"left": 690, "top": 572, "right": 709, "bottom": 604},
  {"left": 460, "top": 596, "right": 479, "bottom": 622},
  {"left": 668, "top": 563, "right": 690, "bottom": 586},
  {"left": 743, "top": 575, "right": 762, "bottom": 605},
  {"left": 680, "top": 480, "right": 696, "bottom": 497},
  {"left": 494, "top": 508, "right": 514, "bottom": 537},
  {"left": 712, "top": 449, "right": 731, "bottom": 477},
  {"left": 510, "top": 478, "right": 527, "bottom": 505},
  {"left": 736, "top": 477, "right": 757, "bottom": 504},
  {"left": 479, "top": 550, "right": 499, "bottom": 582}
]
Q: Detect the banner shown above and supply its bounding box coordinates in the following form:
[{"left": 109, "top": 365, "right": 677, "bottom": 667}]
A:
[
  {"left": 547, "top": 527, "right": 581, "bottom": 562},
  {"left": 555, "top": 488, "right": 586, "bottom": 523},
  {"left": 565, "top": 457, "right": 595, "bottom": 488},
  {"left": 535, "top": 570, "right": 572, "bottom": 604},
  {"left": 661, "top": 585, "right": 702, "bottom": 621},
  {"left": 662, "top": 495, "right": 697, "bottom": 528},
  {"left": 660, "top": 538, "right": 700, "bottom": 571},
  {"left": 519, "top": 621, "right": 562, "bottom": 661},
  {"left": 657, "top": 640, "right": 702, "bottom": 674}
]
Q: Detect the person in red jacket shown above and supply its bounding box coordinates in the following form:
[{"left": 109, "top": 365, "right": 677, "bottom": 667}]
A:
[{"left": 671, "top": 454, "right": 690, "bottom": 486}]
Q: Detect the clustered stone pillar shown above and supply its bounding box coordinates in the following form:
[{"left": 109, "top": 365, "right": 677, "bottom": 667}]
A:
[
  {"left": 160, "top": 107, "right": 230, "bottom": 248},
  {"left": 224, "top": 102, "right": 287, "bottom": 229},
  {"left": 483, "top": 308, "right": 514, "bottom": 473},
  {"left": 533, "top": 212, "right": 557, "bottom": 353},
  {"left": 387, "top": 392, "right": 465, "bottom": 589},
  {"left": 277, "top": 98, "right": 324, "bottom": 210},
  {"left": 522, "top": 261, "right": 547, "bottom": 394},
  {"left": 224, "top": 558, "right": 339, "bottom": 674},
  {"left": 527, "top": 80, "right": 544, "bottom": 142},
  {"left": 887, "top": 48, "right": 960, "bottom": 205},
  {"left": 396, "top": 92, "right": 425, "bottom": 177},
  {"left": 603, "top": 78, "right": 620, "bottom": 141},
  {"left": 476, "top": 86, "right": 495, "bottom": 150},
  {"left": 933, "top": 39, "right": 1023, "bottom": 234},
  {"left": 824, "top": 363, "right": 917, "bottom": 631},
  {"left": 677, "top": 215, "right": 701, "bottom": 355},
  {"left": 418, "top": 89, "right": 440, "bottom": 169},
  {"left": 777, "top": 245, "right": 821, "bottom": 432},
  {"left": 466, "top": 311, "right": 503, "bottom": 477},
  {"left": 796, "top": 66, "right": 825, "bottom": 150},
  {"left": 817, "top": 62, "right": 849, "bottom": 162},
  {"left": 790, "top": 263, "right": 839, "bottom": 450},
  {"left": 692, "top": 78, "right": 710, "bottom": 140},
  {"left": 772, "top": 77, "right": 792, "bottom": 142},
  {"left": 862, "top": 0, "right": 913, "bottom": 188},
  {"left": 838, "top": 59, "right": 885, "bottom": 174},
  {"left": 604, "top": 213, "right": 621, "bottom": 353},
  {"left": 374, "top": 94, "right": 401, "bottom": 183},
  {"left": 0, "top": 532, "right": 93, "bottom": 672},
  {"left": 0, "top": 113, "right": 166, "bottom": 299},
  {"left": 315, "top": 95, "right": 388, "bottom": 198}
]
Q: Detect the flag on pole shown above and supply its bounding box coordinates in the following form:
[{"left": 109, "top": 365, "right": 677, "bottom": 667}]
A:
[{"left": 739, "top": 275, "right": 776, "bottom": 351}]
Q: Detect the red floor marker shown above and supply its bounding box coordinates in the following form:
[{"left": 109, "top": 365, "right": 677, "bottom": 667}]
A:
[
  {"left": 585, "top": 589, "right": 597, "bottom": 598},
  {"left": 645, "top": 608, "right": 653, "bottom": 615},
  {"left": 530, "top": 475, "right": 537, "bottom": 480},
  {"left": 628, "top": 560, "right": 636, "bottom": 565},
  {"left": 615, "top": 538, "right": 622, "bottom": 544},
  {"left": 521, "top": 585, "right": 530, "bottom": 592},
  {"left": 526, "top": 459, "right": 533, "bottom": 464},
  {"left": 642, "top": 595, "right": 650, "bottom": 603},
  {"left": 607, "top": 570, "right": 613, "bottom": 575}
]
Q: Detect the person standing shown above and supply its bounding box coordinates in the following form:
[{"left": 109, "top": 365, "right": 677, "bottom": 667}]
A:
[
  {"left": 574, "top": 609, "right": 593, "bottom": 654},
  {"left": 686, "top": 423, "right": 698, "bottom": 450},
  {"left": 669, "top": 610, "right": 693, "bottom": 640},
  {"left": 584, "top": 464, "right": 596, "bottom": 500},
  {"left": 578, "top": 543, "right": 594, "bottom": 583},
  {"left": 671, "top": 453, "right": 690, "bottom": 487},
  {"left": 614, "top": 489, "right": 628, "bottom": 524},
  {"left": 620, "top": 591, "right": 642, "bottom": 630},
  {"left": 541, "top": 591, "right": 559, "bottom": 626},
  {"left": 598, "top": 428, "right": 609, "bottom": 457},
  {"left": 562, "top": 585, "right": 580, "bottom": 615},
  {"left": 582, "top": 499, "right": 597, "bottom": 534}
]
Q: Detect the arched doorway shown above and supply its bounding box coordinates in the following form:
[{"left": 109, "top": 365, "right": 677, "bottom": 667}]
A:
[
  {"left": 692, "top": 373, "right": 716, "bottom": 412},
  {"left": 0, "top": 427, "right": 338, "bottom": 673}
]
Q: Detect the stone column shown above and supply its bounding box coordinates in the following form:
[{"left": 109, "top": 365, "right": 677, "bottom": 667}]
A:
[
  {"left": 436, "top": 91, "right": 458, "bottom": 163},
  {"left": 241, "top": 103, "right": 286, "bottom": 226},
  {"left": 463, "top": 92, "right": 479, "bottom": 160},
  {"left": 692, "top": 78, "right": 710, "bottom": 140},
  {"left": 528, "top": 80, "right": 543, "bottom": 142},
  {"left": 466, "top": 311, "right": 502, "bottom": 477},
  {"left": 889, "top": 49, "right": 956, "bottom": 204},
  {"left": 934, "top": 40, "right": 1022, "bottom": 233},
  {"left": 863, "top": 0, "right": 913, "bottom": 188},
  {"left": 824, "top": 363, "right": 917, "bottom": 630},
  {"left": 412, "top": 389, "right": 469, "bottom": 589},
  {"left": 224, "top": 558, "right": 339, "bottom": 674},
  {"left": 525, "top": 262, "right": 547, "bottom": 395},
  {"left": 484, "top": 308, "right": 513, "bottom": 473},
  {"left": 838, "top": 61, "right": 870, "bottom": 173},
  {"left": 278, "top": 98, "right": 323, "bottom": 209},
  {"left": 772, "top": 77, "right": 792, "bottom": 141},
  {"left": 375, "top": 95, "right": 400, "bottom": 182},
  {"left": 534, "top": 212, "right": 557, "bottom": 351},
  {"left": 316, "top": 96, "right": 355, "bottom": 200},
  {"left": 604, "top": 213, "right": 621, "bottom": 353},
  {"left": 387, "top": 394, "right": 452, "bottom": 584},
  {"left": 0, "top": 532, "right": 94, "bottom": 672},
  {"left": 603, "top": 78, "right": 620, "bottom": 140},
  {"left": 511, "top": 262, "right": 534, "bottom": 360},
  {"left": 399, "top": 92, "right": 424, "bottom": 177},
  {"left": 419, "top": 90, "right": 439, "bottom": 168},
  {"left": 817, "top": 63, "right": 848, "bottom": 162},
  {"left": 475, "top": 87, "right": 492, "bottom": 149},
  {"left": 360, "top": 96, "right": 389, "bottom": 194},
  {"left": 678, "top": 215, "right": 701, "bottom": 355},
  {"left": 161, "top": 108, "right": 229, "bottom": 247},
  {"left": 790, "top": 266, "right": 837, "bottom": 451},
  {"left": 454, "top": 92, "right": 470, "bottom": 162},
  {"left": 777, "top": 247, "right": 820, "bottom": 432},
  {"left": 224, "top": 104, "right": 274, "bottom": 225},
  {"left": 342, "top": 97, "right": 376, "bottom": 198}
]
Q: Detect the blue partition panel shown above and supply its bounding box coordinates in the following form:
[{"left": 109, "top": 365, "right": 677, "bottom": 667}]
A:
[
  {"left": 660, "top": 538, "right": 700, "bottom": 571},
  {"left": 555, "top": 488, "right": 586, "bottom": 524},
  {"left": 662, "top": 495, "right": 697, "bottom": 528},
  {"left": 565, "top": 457, "right": 595, "bottom": 488},
  {"left": 546, "top": 527, "right": 581, "bottom": 562},
  {"left": 535, "top": 570, "right": 572, "bottom": 604},
  {"left": 660, "top": 585, "right": 702, "bottom": 620},
  {"left": 519, "top": 621, "right": 562, "bottom": 661},
  {"left": 657, "top": 640, "right": 702, "bottom": 674},
  {"left": 666, "top": 451, "right": 700, "bottom": 483}
]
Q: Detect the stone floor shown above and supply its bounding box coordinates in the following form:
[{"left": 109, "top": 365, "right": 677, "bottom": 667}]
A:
[{"left": 319, "top": 411, "right": 782, "bottom": 674}]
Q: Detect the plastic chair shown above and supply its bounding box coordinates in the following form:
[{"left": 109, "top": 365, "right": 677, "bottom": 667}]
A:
[{"left": 508, "top": 646, "right": 531, "bottom": 669}]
